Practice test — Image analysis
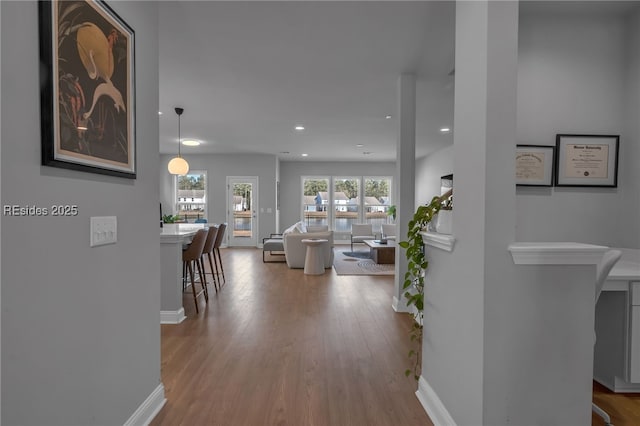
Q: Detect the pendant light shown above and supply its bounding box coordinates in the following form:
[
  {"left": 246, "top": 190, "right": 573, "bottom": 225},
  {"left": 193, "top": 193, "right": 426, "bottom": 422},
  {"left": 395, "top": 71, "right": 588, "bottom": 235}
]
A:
[{"left": 168, "top": 107, "right": 189, "bottom": 175}]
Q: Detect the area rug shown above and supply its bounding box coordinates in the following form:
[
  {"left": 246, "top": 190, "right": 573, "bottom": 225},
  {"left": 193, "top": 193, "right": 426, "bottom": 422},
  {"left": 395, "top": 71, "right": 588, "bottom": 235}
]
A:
[
  {"left": 333, "top": 249, "right": 395, "bottom": 276},
  {"left": 341, "top": 251, "right": 371, "bottom": 259}
]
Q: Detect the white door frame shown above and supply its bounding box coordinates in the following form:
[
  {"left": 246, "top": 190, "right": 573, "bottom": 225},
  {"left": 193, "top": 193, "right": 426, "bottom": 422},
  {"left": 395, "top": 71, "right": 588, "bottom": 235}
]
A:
[{"left": 226, "top": 176, "right": 259, "bottom": 247}]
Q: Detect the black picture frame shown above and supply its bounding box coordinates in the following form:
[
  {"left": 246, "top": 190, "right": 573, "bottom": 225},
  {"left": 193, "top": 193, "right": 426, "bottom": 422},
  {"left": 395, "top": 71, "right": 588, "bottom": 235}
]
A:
[
  {"left": 516, "top": 145, "right": 554, "bottom": 187},
  {"left": 39, "top": 0, "right": 136, "bottom": 178},
  {"left": 554, "top": 134, "right": 619, "bottom": 187}
]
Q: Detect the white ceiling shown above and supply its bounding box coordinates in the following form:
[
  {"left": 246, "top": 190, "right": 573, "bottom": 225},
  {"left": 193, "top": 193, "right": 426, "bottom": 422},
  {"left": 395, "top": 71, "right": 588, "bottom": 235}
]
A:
[
  {"left": 158, "top": 1, "right": 456, "bottom": 162},
  {"left": 157, "top": 1, "right": 636, "bottom": 162}
]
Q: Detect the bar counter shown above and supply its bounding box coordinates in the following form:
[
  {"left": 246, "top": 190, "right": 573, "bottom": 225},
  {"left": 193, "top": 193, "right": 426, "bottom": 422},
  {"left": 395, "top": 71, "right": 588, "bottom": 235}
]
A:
[{"left": 160, "top": 223, "right": 206, "bottom": 323}]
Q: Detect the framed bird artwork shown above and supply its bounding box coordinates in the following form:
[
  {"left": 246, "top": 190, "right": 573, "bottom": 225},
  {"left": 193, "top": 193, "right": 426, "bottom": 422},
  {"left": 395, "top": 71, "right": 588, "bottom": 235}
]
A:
[{"left": 39, "top": 0, "right": 136, "bottom": 178}]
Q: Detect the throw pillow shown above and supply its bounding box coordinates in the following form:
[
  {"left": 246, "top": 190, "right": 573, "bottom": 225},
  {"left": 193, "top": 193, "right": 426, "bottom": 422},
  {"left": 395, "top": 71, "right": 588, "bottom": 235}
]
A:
[{"left": 284, "top": 223, "right": 299, "bottom": 234}]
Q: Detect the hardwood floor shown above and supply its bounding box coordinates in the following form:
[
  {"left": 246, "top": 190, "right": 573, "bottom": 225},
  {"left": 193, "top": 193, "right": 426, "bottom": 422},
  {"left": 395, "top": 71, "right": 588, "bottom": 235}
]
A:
[
  {"left": 592, "top": 381, "right": 640, "bottom": 425},
  {"left": 152, "top": 247, "right": 433, "bottom": 426},
  {"left": 152, "top": 247, "right": 640, "bottom": 425}
]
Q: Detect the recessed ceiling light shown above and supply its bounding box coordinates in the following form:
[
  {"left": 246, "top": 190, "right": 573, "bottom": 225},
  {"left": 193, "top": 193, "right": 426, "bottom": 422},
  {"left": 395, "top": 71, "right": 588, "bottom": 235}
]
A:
[
  {"left": 158, "top": 111, "right": 163, "bottom": 115},
  {"left": 385, "top": 115, "right": 392, "bottom": 119},
  {"left": 182, "top": 139, "right": 201, "bottom": 146},
  {"left": 301, "top": 153, "right": 309, "bottom": 157},
  {"left": 440, "top": 127, "right": 451, "bottom": 133},
  {"left": 356, "top": 144, "right": 364, "bottom": 148},
  {"left": 295, "top": 126, "right": 305, "bottom": 131},
  {"left": 77, "top": 126, "right": 88, "bottom": 131}
]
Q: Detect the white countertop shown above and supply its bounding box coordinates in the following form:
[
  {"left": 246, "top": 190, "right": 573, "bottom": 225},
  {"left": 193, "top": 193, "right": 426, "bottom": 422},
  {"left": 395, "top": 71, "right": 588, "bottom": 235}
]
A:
[
  {"left": 609, "top": 248, "right": 640, "bottom": 281},
  {"left": 160, "top": 223, "right": 206, "bottom": 243},
  {"left": 508, "top": 242, "right": 609, "bottom": 265}
]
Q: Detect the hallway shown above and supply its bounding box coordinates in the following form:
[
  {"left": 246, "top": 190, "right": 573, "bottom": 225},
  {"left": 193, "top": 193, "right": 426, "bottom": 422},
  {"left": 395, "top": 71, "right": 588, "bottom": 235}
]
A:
[{"left": 152, "top": 248, "right": 432, "bottom": 426}]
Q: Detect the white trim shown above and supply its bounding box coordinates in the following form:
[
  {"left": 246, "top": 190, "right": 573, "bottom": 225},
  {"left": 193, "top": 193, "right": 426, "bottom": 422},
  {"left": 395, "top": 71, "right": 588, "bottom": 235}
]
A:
[
  {"left": 123, "top": 384, "right": 166, "bottom": 426},
  {"left": 226, "top": 176, "right": 259, "bottom": 247},
  {"left": 392, "top": 296, "right": 400, "bottom": 311},
  {"left": 416, "top": 376, "right": 456, "bottom": 426},
  {"left": 594, "top": 376, "right": 640, "bottom": 393},
  {"left": 392, "top": 296, "right": 420, "bottom": 317},
  {"left": 160, "top": 308, "right": 186, "bottom": 324},
  {"left": 508, "top": 242, "right": 608, "bottom": 265},
  {"left": 421, "top": 231, "right": 456, "bottom": 252}
]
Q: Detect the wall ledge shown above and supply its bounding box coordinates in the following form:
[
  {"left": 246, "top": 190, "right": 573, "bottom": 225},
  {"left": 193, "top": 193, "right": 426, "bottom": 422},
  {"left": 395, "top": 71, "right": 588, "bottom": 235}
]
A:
[
  {"left": 508, "top": 242, "right": 608, "bottom": 265},
  {"left": 421, "top": 231, "right": 456, "bottom": 252}
]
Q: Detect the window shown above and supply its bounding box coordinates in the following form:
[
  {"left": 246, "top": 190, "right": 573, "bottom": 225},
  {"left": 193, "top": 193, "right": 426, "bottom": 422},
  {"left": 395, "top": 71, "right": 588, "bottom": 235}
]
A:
[
  {"left": 301, "top": 175, "right": 392, "bottom": 236},
  {"left": 176, "top": 171, "right": 207, "bottom": 222},
  {"left": 302, "top": 177, "right": 329, "bottom": 228},
  {"left": 364, "top": 177, "right": 392, "bottom": 234},
  {"left": 333, "top": 177, "right": 360, "bottom": 233}
]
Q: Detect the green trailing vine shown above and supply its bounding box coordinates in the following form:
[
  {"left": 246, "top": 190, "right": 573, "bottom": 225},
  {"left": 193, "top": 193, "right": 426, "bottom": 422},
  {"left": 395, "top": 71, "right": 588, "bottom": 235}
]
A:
[{"left": 398, "top": 189, "right": 452, "bottom": 380}]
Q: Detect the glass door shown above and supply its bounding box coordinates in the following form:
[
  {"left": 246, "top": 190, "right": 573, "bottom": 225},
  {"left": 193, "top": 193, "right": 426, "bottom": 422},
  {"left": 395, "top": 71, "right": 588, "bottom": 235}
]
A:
[{"left": 227, "top": 176, "right": 258, "bottom": 247}]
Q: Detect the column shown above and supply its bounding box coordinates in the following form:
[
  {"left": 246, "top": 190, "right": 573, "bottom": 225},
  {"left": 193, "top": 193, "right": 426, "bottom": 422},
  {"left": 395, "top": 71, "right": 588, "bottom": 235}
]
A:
[{"left": 392, "top": 74, "right": 416, "bottom": 313}]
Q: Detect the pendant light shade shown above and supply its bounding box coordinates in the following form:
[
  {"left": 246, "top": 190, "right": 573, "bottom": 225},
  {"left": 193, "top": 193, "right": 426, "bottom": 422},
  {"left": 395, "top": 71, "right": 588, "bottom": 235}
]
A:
[
  {"left": 168, "top": 156, "right": 189, "bottom": 175},
  {"left": 168, "top": 107, "right": 189, "bottom": 175}
]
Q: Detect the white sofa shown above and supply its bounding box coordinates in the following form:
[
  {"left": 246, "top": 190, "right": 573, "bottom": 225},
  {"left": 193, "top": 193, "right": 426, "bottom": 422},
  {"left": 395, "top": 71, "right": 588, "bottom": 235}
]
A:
[{"left": 282, "top": 222, "right": 334, "bottom": 269}]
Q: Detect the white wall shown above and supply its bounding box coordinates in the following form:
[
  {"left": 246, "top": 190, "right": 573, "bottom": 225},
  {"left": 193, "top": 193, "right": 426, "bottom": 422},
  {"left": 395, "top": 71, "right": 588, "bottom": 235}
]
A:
[
  {"left": 419, "top": 3, "right": 521, "bottom": 423},
  {"left": 160, "top": 153, "right": 279, "bottom": 243},
  {"left": 621, "top": 7, "right": 640, "bottom": 248},
  {"left": 276, "top": 157, "right": 281, "bottom": 231},
  {"left": 414, "top": 5, "right": 640, "bottom": 424},
  {"left": 278, "top": 161, "right": 395, "bottom": 234},
  {"left": 1, "top": 2, "right": 162, "bottom": 425},
  {"left": 415, "top": 145, "right": 453, "bottom": 206},
  {"left": 516, "top": 10, "right": 635, "bottom": 247}
]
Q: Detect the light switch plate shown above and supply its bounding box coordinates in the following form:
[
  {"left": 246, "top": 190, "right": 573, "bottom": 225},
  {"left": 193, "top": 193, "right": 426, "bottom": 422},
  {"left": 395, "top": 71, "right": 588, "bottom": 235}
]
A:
[{"left": 90, "top": 216, "right": 117, "bottom": 247}]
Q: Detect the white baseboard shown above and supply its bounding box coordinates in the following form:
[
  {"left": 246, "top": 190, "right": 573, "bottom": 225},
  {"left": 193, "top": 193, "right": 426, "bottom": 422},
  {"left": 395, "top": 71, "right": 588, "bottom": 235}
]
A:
[
  {"left": 123, "top": 383, "right": 166, "bottom": 426},
  {"left": 160, "top": 308, "right": 186, "bottom": 324},
  {"left": 393, "top": 295, "right": 417, "bottom": 315},
  {"left": 416, "top": 376, "right": 456, "bottom": 426}
]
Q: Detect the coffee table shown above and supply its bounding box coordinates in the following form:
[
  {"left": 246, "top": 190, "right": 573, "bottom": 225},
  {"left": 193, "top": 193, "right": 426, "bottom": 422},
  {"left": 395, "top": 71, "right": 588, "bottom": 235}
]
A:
[{"left": 363, "top": 239, "right": 396, "bottom": 264}]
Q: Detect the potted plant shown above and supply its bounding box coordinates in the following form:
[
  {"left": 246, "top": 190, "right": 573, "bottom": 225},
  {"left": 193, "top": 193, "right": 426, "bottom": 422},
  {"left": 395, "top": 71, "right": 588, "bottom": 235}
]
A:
[
  {"left": 162, "top": 214, "right": 181, "bottom": 224},
  {"left": 398, "top": 189, "right": 452, "bottom": 380},
  {"left": 386, "top": 204, "right": 396, "bottom": 222}
]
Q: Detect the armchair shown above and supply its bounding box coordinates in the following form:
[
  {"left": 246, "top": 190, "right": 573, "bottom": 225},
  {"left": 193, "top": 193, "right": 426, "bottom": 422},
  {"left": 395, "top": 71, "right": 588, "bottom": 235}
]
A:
[
  {"left": 262, "top": 233, "right": 285, "bottom": 263},
  {"left": 381, "top": 224, "right": 397, "bottom": 241},
  {"left": 350, "top": 223, "right": 375, "bottom": 251}
]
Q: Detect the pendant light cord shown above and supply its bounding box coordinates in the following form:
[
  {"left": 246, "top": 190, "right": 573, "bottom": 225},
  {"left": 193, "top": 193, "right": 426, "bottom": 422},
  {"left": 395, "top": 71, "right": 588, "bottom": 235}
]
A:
[{"left": 177, "top": 113, "right": 182, "bottom": 158}]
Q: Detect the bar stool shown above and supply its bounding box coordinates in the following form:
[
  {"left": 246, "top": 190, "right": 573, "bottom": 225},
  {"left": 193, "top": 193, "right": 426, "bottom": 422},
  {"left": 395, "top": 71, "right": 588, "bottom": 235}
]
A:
[
  {"left": 182, "top": 228, "right": 209, "bottom": 313},
  {"left": 201, "top": 225, "right": 219, "bottom": 292},
  {"left": 213, "top": 222, "right": 227, "bottom": 285}
]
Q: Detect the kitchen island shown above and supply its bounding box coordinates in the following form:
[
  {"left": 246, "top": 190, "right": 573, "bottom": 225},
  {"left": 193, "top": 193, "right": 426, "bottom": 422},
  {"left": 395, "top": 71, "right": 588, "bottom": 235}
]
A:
[{"left": 160, "top": 223, "right": 206, "bottom": 323}]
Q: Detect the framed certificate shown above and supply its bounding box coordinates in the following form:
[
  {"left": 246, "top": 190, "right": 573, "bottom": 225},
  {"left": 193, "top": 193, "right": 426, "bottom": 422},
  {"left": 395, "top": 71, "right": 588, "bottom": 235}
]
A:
[
  {"left": 516, "top": 145, "right": 554, "bottom": 186},
  {"left": 555, "top": 135, "right": 619, "bottom": 187}
]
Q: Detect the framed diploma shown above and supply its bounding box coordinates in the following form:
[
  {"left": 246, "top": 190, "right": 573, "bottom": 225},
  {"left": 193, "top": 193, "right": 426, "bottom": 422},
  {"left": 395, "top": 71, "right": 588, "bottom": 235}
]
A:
[
  {"left": 516, "top": 145, "right": 554, "bottom": 186},
  {"left": 555, "top": 134, "right": 619, "bottom": 187}
]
